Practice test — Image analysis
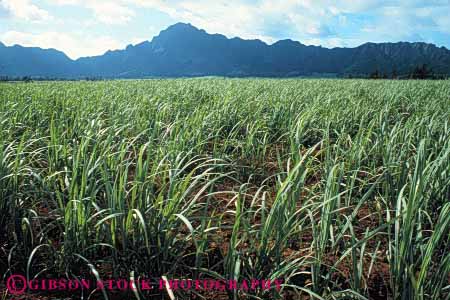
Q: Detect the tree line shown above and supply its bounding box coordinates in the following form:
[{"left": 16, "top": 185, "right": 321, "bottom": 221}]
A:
[
  {"left": 1, "top": 64, "right": 449, "bottom": 81},
  {"left": 368, "top": 64, "right": 448, "bottom": 79},
  {"left": 0, "top": 76, "right": 105, "bottom": 82}
]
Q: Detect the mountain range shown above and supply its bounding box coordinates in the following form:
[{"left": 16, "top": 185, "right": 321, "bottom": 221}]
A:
[{"left": 1, "top": 23, "right": 450, "bottom": 78}]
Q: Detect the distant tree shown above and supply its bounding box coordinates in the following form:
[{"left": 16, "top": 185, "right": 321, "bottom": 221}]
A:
[
  {"left": 410, "top": 64, "right": 434, "bottom": 79},
  {"left": 391, "top": 69, "right": 398, "bottom": 79},
  {"left": 85, "top": 76, "right": 103, "bottom": 81},
  {"left": 370, "top": 69, "right": 380, "bottom": 79}
]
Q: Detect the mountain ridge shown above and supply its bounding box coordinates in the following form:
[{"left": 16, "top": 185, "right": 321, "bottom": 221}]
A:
[{"left": 1, "top": 22, "right": 450, "bottom": 78}]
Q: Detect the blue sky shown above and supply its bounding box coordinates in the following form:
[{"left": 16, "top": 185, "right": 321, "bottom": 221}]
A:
[{"left": 1, "top": 0, "right": 450, "bottom": 59}]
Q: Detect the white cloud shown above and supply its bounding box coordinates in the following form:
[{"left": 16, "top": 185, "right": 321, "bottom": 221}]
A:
[
  {"left": 0, "top": 30, "right": 124, "bottom": 59},
  {"left": 49, "top": 0, "right": 79, "bottom": 4},
  {"left": 125, "top": 0, "right": 450, "bottom": 47},
  {"left": 435, "top": 16, "right": 450, "bottom": 33},
  {"left": 124, "top": 0, "right": 329, "bottom": 43},
  {"left": 87, "top": 2, "right": 135, "bottom": 25},
  {"left": 1, "top": 0, "right": 52, "bottom": 22},
  {"left": 361, "top": 4, "right": 450, "bottom": 43},
  {"left": 43, "top": 0, "right": 450, "bottom": 47},
  {"left": 47, "top": 0, "right": 135, "bottom": 25}
]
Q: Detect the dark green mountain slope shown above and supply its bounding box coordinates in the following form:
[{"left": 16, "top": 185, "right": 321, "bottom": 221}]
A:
[{"left": 1, "top": 23, "right": 449, "bottom": 78}]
